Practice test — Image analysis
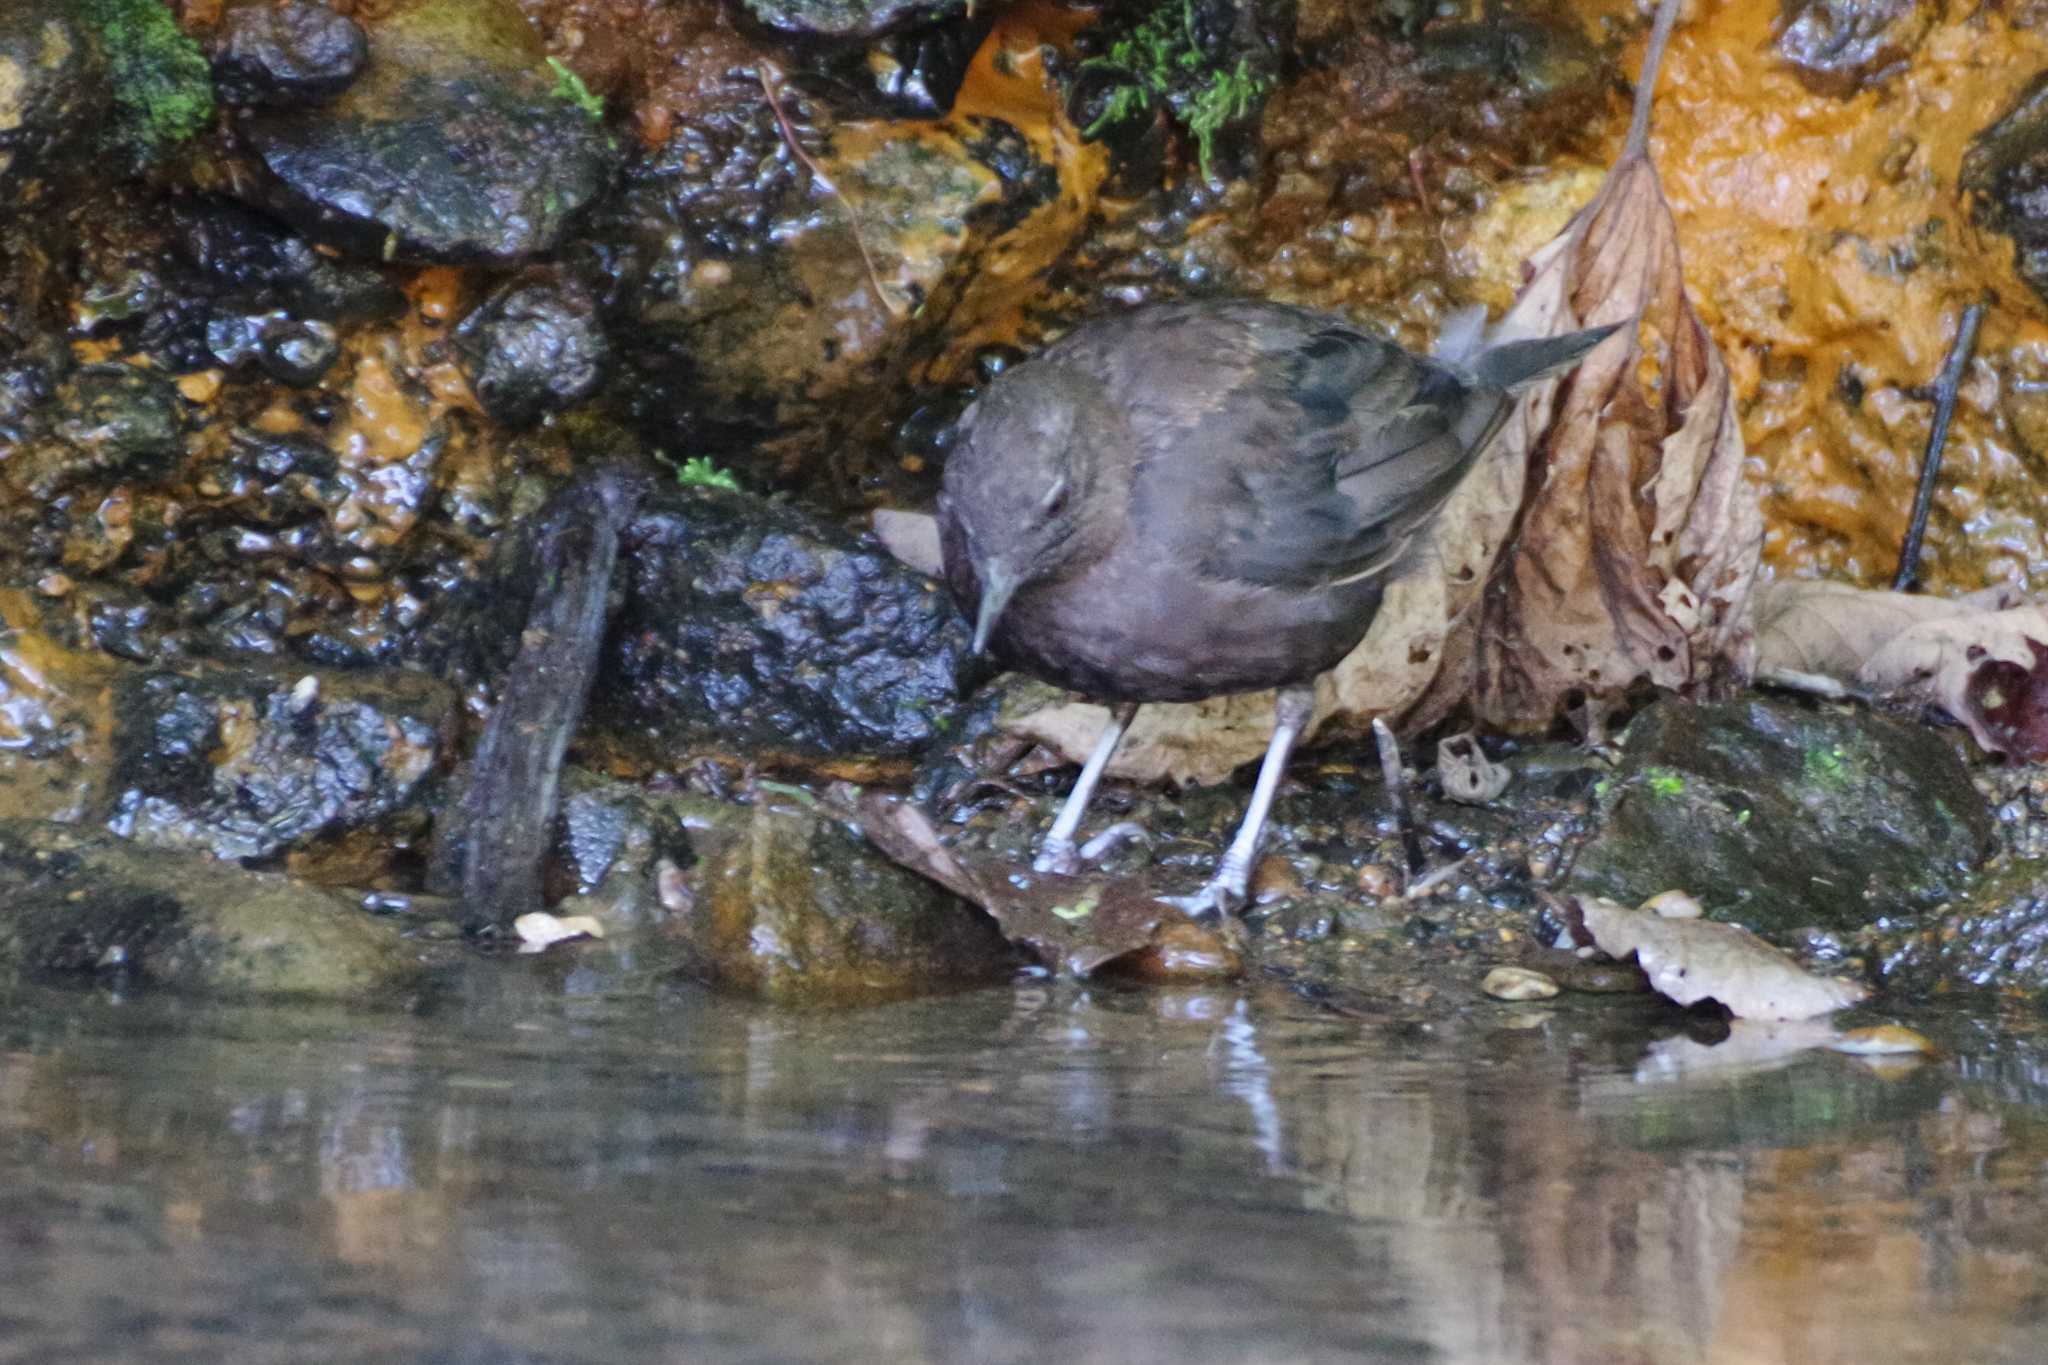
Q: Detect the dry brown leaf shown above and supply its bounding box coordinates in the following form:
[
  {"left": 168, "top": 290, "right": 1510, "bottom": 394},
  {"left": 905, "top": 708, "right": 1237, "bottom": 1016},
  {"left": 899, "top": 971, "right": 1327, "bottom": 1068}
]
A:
[
  {"left": 513, "top": 911, "right": 605, "bottom": 953},
  {"left": 1575, "top": 892, "right": 1869, "bottom": 1021},
  {"left": 852, "top": 791, "right": 1241, "bottom": 979},
  {"left": 1410, "top": 0, "right": 1761, "bottom": 732},
  {"left": 1755, "top": 579, "right": 2048, "bottom": 759}
]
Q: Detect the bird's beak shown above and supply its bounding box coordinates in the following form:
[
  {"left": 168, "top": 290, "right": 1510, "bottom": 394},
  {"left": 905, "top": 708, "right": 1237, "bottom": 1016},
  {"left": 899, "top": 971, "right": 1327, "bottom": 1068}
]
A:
[{"left": 971, "top": 563, "right": 1019, "bottom": 657}]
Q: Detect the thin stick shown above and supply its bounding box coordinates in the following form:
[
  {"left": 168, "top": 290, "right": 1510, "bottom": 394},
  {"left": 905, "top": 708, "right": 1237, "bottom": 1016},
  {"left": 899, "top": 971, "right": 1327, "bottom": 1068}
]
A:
[
  {"left": 1893, "top": 300, "right": 1985, "bottom": 591},
  {"left": 1624, "top": 0, "right": 1684, "bottom": 161},
  {"left": 756, "top": 64, "right": 907, "bottom": 320},
  {"left": 1373, "top": 717, "right": 1426, "bottom": 881}
]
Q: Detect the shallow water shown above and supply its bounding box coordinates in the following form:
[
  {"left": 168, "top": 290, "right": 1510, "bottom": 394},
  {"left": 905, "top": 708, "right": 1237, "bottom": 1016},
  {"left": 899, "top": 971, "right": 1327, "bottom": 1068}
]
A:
[{"left": 3, "top": 970, "right": 2046, "bottom": 1365}]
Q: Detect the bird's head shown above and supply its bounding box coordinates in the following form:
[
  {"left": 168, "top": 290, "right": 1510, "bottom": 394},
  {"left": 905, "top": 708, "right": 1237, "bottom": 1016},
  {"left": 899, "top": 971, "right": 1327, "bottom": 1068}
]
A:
[{"left": 939, "top": 367, "right": 1104, "bottom": 656}]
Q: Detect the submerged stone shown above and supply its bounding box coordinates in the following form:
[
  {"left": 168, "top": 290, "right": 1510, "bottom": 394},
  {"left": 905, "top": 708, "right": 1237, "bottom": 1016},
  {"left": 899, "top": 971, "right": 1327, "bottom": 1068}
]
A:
[
  {"left": 0, "top": 819, "right": 428, "bottom": 997},
  {"left": 1568, "top": 699, "right": 1993, "bottom": 937},
  {"left": 235, "top": 0, "right": 614, "bottom": 265}
]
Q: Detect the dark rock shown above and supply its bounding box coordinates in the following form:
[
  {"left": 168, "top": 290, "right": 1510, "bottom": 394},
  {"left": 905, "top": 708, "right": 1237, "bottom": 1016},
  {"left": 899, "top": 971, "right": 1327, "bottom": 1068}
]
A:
[
  {"left": 454, "top": 273, "right": 609, "bottom": 427},
  {"left": 205, "top": 308, "right": 338, "bottom": 385},
  {"left": 739, "top": 0, "right": 990, "bottom": 41},
  {"left": 0, "top": 1, "right": 112, "bottom": 195},
  {"left": 107, "top": 662, "right": 456, "bottom": 863},
  {"left": 660, "top": 788, "right": 1014, "bottom": 1003},
  {"left": 599, "top": 485, "right": 974, "bottom": 759},
  {"left": 235, "top": 0, "right": 615, "bottom": 265},
  {"left": 1413, "top": 18, "right": 1604, "bottom": 102},
  {"left": 34, "top": 362, "right": 185, "bottom": 491},
  {"left": 211, "top": 0, "right": 367, "bottom": 108},
  {"left": 1567, "top": 698, "right": 1993, "bottom": 937},
  {"left": 0, "top": 819, "right": 428, "bottom": 997},
  {"left": 1885, "top": 857, "right": 2048, "bottom": 991},
  {"left": 1964, "top": 71, "right": 2048, "bottom": 305},
  {"left": 795, "top": 15, "right": 994, "bottom": 119},
  {"left": 174, "top": 196, "right": 403, "bottom": 323},
  {"left": 1776, "top": 0, "right": 1935, "bottom": 97}
]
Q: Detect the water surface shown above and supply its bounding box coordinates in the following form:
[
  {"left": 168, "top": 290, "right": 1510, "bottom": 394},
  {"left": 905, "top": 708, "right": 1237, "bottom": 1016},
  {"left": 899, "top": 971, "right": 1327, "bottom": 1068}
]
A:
[{"left": 3, "top": 971, "right": 2045, "bottom": 1364}]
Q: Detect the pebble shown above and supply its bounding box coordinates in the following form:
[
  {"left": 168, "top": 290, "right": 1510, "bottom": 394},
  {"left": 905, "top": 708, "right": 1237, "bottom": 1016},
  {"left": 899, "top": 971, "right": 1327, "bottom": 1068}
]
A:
[{"left": 1481, "top": 966, "right": 1560, "bottom": 1001}]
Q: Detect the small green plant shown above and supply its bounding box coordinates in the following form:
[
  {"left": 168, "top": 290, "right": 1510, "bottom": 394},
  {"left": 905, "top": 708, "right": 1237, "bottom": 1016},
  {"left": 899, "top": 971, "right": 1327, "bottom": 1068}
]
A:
[
  {"left": 672, "top": 456, "right": 741, "bottom": 492},
  {"left": 1082, "top": 0, "right": 1271, "bottom": 181},
  {"left": 546, "top": 57, "right": 605, "bottom": 122},
  {"left": 80, "top": 0, "right": 215, "bottom": 165},
  {"left": 1644, "top": 768, "right": 1685, "bottom": 799}
]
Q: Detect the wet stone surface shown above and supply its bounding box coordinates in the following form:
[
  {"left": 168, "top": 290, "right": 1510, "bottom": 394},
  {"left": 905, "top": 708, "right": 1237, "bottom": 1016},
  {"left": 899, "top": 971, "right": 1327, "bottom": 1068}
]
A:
[
  {"left": 211, "top": 0, "right": 368, "bottom": 108},
  {"left": 1567, "top": 698, "right": 1994, "bottom": 939},
  {"left": 454, "top": 272, "right": 609, "bottom": 427},
  {"left": 106, "top": 662, "right": 456, "bottom": 865},
  {"left": 1964, "top": 69, "right": 2048, "bottom": 305},
  {"left": 234, "top": 0, "right": 616, "bottom": 265},
  {"left": 0, "top": 819, "right": 431, "bottom": 997},
  {"left": 0, "top": 0, "right": 110, "bottom": 195},
  {"left": 1776, "top": 0, "right": 1936, "bottom": 96}
]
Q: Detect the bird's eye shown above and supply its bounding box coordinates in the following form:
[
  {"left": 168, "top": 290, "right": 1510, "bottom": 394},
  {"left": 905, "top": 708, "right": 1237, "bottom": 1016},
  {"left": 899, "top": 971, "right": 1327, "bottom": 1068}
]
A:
[{"left": 1039, "top": 480, "right": 1070, "bottom": 518}]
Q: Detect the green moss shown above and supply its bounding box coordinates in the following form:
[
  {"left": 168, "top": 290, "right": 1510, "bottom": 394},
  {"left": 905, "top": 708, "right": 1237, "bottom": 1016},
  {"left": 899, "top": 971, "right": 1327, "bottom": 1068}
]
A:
[
  {"left": 1644, "top": 768, "right": 1685, "bottom": 799},
  {"left": 546, "top": 56, "right": 604, "bottom": 122},
  {"left": 671, "top": 455, "right": 742, "bottom": 492},
  {"left": 77, "top": 0, "right": 214, "bottom": 165},
  {"left": 1082, "top": 0, "right": 1271, "bottom": 181},
  {"left": 1804, "top": 744, "right": 1849, "bottom": 786}
]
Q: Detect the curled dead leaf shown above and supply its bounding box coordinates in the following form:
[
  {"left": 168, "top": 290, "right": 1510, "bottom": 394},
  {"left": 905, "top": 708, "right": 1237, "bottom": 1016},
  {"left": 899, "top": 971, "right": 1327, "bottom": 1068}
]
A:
[
  {"left": 1755, "top": 579, "right": 2048, "bottom": 759},
  {"left": 1574, "top": 892, "right": 1868, "bottom": 1021},
  {"left": 1439, "top": 732, "right": 1510, "bottom": 803}
]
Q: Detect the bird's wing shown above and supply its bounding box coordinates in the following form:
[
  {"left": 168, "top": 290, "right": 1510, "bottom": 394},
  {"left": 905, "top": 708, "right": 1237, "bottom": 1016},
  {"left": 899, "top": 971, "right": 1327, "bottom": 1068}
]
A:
[{"left": 1113, "top": 307, "right": 1496, "bottom": 592}]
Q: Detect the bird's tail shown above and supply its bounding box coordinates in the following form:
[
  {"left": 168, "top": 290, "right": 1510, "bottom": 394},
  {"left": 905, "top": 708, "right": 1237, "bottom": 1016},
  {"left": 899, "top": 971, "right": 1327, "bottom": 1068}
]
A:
[{"left": 1469, "top": 322, "right": 1625, "bottom": 392}]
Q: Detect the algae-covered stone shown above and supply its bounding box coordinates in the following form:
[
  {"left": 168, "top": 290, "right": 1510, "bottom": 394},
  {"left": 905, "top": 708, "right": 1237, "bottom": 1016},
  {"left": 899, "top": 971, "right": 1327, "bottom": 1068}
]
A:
[
  {"left": 0, "top": 820, "right": 426, "bottom": 997},
  {"left": 5, "top": 362, "right": 187, "bottom": 497},
  {"left": 76, "top": 0, "right": 214, "bottom": 168},
  {"left": 1567, "top": 699, "right": 1992, "bottom": 937},
  {"left": 665, "top": 791, "right": 1014, "bottom": 1004},
  {"left": 107, "top": 662, "right": 455, "bottom": 863},
  {"left": 236, "top": 0, "right": 613, "bottom": 265}
]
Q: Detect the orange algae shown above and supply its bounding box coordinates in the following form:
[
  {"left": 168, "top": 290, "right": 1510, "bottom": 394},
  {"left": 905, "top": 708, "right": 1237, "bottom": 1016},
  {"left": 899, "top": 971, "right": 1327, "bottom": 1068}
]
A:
[{"left": 1622, "top": 0, "right": 2048, "bottom": 590}]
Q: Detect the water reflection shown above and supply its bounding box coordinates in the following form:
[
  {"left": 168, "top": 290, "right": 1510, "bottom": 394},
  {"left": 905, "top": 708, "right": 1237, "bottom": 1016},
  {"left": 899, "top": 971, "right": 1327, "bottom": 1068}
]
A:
[{"left": 1, "top": 977, "right": 2045, "bottom": 1363}]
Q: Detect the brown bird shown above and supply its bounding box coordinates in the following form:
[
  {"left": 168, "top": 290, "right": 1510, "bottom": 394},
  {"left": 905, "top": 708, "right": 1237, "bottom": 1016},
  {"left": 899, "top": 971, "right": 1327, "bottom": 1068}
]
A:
[{"left": 908, "top": 298, "right": 1616, "bottom": 916}]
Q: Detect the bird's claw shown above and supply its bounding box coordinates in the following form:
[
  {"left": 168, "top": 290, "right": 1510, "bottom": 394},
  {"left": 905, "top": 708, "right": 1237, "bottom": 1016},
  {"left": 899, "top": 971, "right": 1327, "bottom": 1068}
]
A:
[
  {"left": 1032, "top": 837, "right": 1081, "bottom": 876},
  {"left": 1159, "top": 878, "right": 1247, "bottom": 922}
]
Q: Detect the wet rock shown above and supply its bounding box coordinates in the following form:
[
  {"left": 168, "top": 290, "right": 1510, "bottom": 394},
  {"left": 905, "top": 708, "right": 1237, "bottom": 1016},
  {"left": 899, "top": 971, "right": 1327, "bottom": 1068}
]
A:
[
  {"left": 0, "top": 0, "right": 111, "bottom": 195},
  {"left": 204, "top": 309, "right": 340, "bottom": 386},
  {"left": 234, "top": 0, "right": 614, "bottom": 265},
  {"left": 584, "top": 26, "right": 1091, "bottom": 479},
  {"left": 597, "top": 485, "right": 974, "bottom": 759},
  {"left": 11, "top": 362, "right": 186, "bottom": 496},
  {"left": 796, "top": 14, "right": 993, "bottom": 118},
  {"left": 1568, "top": 699, "right": 1993, "bottom": 938},
  {"left": 1412, "top": 18, "right": 1604, "bottom": 104},
  {"left": 0, "top": 819, "right": 428, "bottom": 997},
  {"left": 739, "top": 0, "right": 986, "bottom": 41},
  {"left": 0, "top": 593, "right": 118, "bottom": 823},
  {"left": 1776, "top": 0, "right": 1935, "bottom": 97},
  {"left": 664, "top": 788, "right": 1013, "bottom": 1004},
  {"left": 1886, "top": 857, "right": 2048, "bottom": 991},
  {"left": 454, "top": 273, "right": 609, "bottom": 427},
  {"left": 546, "top": 771, "right": 701, "bottom": 929},
  {"left": 107, "top": 662, "right": 456, "bottom": 864},
  {"left": 1964, "top": 71, "right": 2048, "bottom": 305},
  {"left": 211, "top": 0, "right": 367, "bottom": 108},
  {"left": 173, "top": 196, "right": 403, "bottom": 324}
]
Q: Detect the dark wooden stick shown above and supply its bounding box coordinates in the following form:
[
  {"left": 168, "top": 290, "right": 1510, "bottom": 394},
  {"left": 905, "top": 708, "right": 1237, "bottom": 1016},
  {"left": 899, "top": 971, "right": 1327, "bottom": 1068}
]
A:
[{"left": 1893, "top": 300, "right": 1985, "bottom": 592}]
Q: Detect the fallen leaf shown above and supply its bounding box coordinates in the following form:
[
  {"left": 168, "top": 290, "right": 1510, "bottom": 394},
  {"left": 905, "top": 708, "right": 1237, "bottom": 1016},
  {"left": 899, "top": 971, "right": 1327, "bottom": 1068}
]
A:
[
  {"left": 851, "top": 792, "right": 1241, "bottom": 980},
  {"left": 1574, "top": 892, "right": 1868, "bottom": 1020},
  {"left": 1755, "top": 579, "right": 2048, "bottom": 759},
  {"left": 513, "top": 911, "right": 606, "bottom": 953},
  {"left": 1630, "top": 1018, "right": 1841, "bottom": 1083},
  {"left": 1439, "top": 732, "right": 1510, "bottom": 804},
  {"left": 1826, "top": 1023, "right": 1940, "bottom": 1057}
]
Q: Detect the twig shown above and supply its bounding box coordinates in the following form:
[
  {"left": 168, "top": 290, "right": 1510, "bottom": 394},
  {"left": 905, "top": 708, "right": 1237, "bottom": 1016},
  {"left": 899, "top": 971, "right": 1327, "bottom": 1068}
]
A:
[
  {"left": 1372, "top": 717, "right": 1427, "bottom": 881},
  {"left": 1893, "top": 300, "right": 1985, "bottom": 591},
  {"left": 1624, "top": 0, "right": 1684, "bottom": 162},
  {"left": 755, "top": 64, "right": 907, "bottom": 320}
]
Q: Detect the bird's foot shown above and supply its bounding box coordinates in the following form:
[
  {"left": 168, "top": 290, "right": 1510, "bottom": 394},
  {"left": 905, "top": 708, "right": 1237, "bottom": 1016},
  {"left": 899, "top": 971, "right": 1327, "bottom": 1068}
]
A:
[
  {"left": 1035, "top": 822, "right": 1150, "bottom": 876},
  {"left": 1159, "top": 870, "right": 1249, "bottom": 922},
  {"left": 1032, "top": 836, "right": 1081, "bottom": 876}
]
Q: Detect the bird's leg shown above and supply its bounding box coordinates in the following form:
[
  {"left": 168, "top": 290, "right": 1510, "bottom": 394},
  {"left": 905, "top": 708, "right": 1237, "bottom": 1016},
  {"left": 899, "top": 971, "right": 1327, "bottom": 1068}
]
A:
[
  {"left": 1034, "top": 702, "right": 1140, "bottom": 875},
  {"left": 1166, "top": 684, "right": 1316, "bottom": 919},
  {"left": 1373, "top": 716, "right": 1426, "bottom": 886}
]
